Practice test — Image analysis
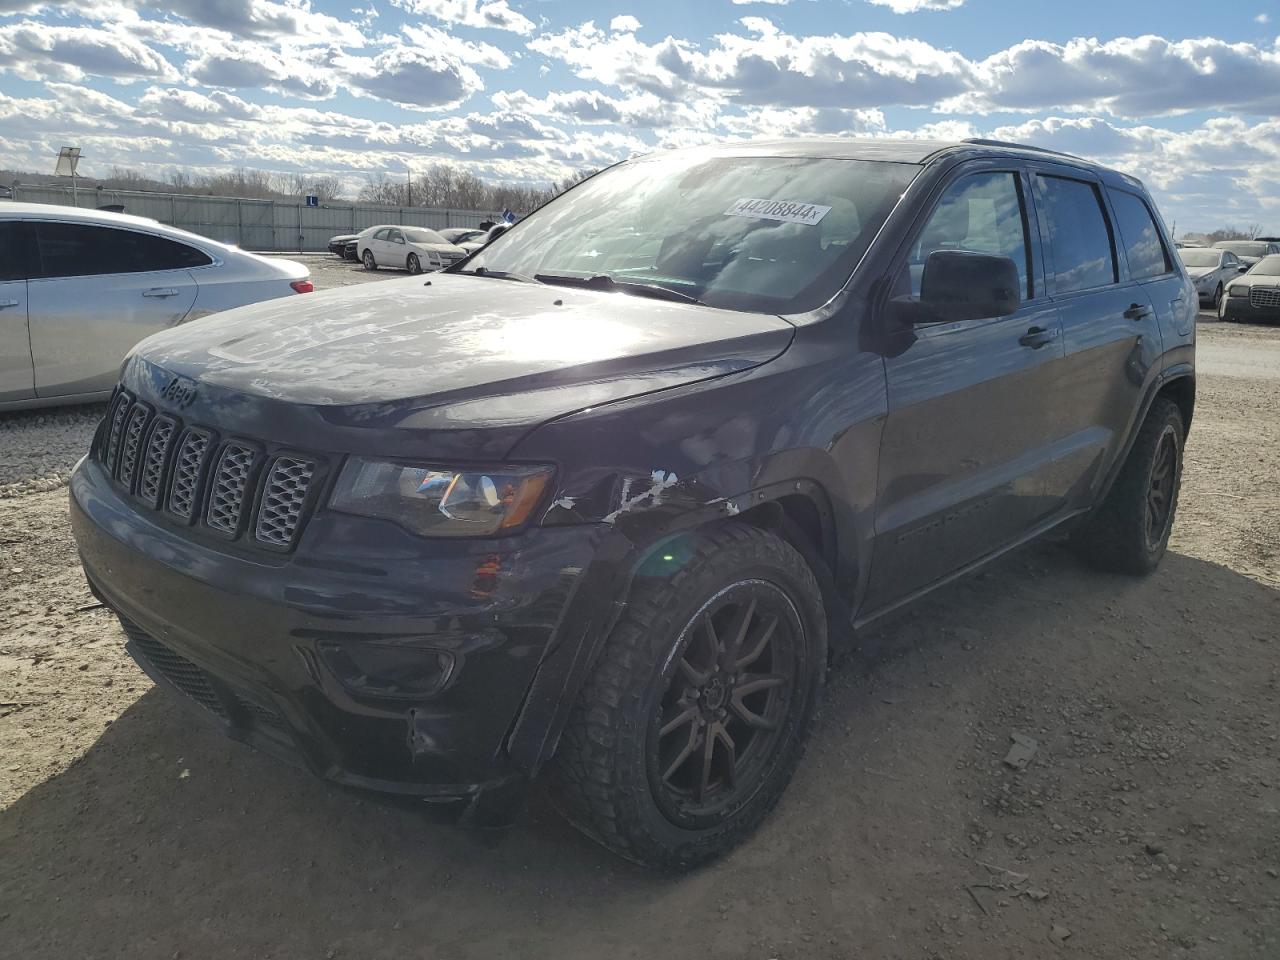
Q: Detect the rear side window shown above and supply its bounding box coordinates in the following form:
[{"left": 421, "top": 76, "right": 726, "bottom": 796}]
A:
[
  {"left": 906, "top": 171, "right": 1031, "bottom": 299},
  {"left": 1038, "top": 176, "right": 1117, "bottom": 294},
  {"left": 0, "top": 220, "right": 32, "bottom": 281},
  {"left": 1110, "top": 190, "right": 1171, "bottom": 280},
  {"left": 35, "top": 222, "right": 212, "bottom": 279}
]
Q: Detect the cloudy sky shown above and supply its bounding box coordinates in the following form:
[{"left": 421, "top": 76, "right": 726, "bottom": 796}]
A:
[{"left": 1, "top": 0, "right": 1277, "bottom": 232}]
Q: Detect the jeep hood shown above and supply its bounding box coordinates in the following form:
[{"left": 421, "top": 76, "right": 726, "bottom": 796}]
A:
[{"left": 128, "top": 272, "right": 793, "bottom": 454}]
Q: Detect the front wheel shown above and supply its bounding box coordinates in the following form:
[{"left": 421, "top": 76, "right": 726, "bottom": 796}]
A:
[
  {"left": 1212, "top": 283, "right": 1224, "bottom": 312},
  {"left": 548, "top": 522, "right": 827, "bottom": 869},
  {"left": 362, "top": 249, "right": 377, "bottom": 271},
  {"left": 406, "top": 253, "right": 422, "bottom": 274},
  {"left": 1072, "top": 397, "right": 1184, "bottom": 575}
]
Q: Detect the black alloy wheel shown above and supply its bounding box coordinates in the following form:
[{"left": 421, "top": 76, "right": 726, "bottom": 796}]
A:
[
  {"left": 1145, "top": 424, "right": 1179, "bottom": 550},
  {"left": 650, "top": 581, "right": 799, "bottom": 826},
  {"left": 549, "top": 521, "right": 827, "bottom": 869}
]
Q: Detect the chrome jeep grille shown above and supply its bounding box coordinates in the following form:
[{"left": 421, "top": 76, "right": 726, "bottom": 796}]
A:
[
  {"left": 97, "top": 389, "right": 319, "bottom": 552},
  {"left": 255, "top": 457, "right": 315, "bottom": 547},
  {"left": 206, "top": 442, "right": 258, "bottom": 536},
  {"left": 1250, "top": 287, "right": 1280, "bottom": 309}
]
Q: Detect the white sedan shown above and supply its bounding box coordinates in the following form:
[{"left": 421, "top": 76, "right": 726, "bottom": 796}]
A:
[
  {"left": 1, "top": 203, "right": 311, "bottom": 410},
  {"left": 356, "top": 225, "right": 467, "bottom": 274},
  {"left": 1178, "top": 246, "right": 1246, "bottom": 311}
]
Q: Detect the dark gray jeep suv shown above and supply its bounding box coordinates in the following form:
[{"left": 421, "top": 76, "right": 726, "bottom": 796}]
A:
[{"left": 71, "top": 138, "right": 1196, "bottom": 868}]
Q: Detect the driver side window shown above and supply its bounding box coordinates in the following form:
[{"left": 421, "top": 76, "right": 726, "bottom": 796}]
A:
[{"left": 905, "top": 172, "right": 1031, "bottom": 299}]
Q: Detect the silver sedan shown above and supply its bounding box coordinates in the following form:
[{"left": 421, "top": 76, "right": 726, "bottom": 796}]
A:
[
  {"left": 1, "top": 203, "right": 311, "bottom": 409},
  {"left": 1178, "top": 246, "right": 1246, "bottom": 311}
]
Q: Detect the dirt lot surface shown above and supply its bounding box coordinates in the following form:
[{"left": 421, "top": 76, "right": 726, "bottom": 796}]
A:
[{"left": 1, "top": 261, "right": 1277, "bottom": 959}]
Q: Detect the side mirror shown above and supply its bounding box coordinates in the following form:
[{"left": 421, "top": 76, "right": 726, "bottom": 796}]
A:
[{"left": 891, "top": 250, "right": 1021, "bottom": 327}]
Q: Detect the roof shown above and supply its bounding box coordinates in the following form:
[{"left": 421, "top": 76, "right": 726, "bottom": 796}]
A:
[
  {"left": 677, "top": 136, "right": 1126, "bottom": 179},
  {"left": 0, "top": 201, "right": 162, "bottom": 229}
]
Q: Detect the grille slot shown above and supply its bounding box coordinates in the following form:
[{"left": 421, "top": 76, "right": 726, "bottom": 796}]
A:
[
  {"left": 122, "top": 622, "right": 228, "bottom": 720},
  {"left": 254, "top": 457, "right": 315, "bottom": 547},
  {"left": 117, "top": 403, "right": 152, "bottom": 489},
  {"left": 1250, "top": 287, "right": 1280, "bottom": 309},
  {"left": 167, "top": 428, "right": 213, "bottom": 520},
  {"left": 206, "top": 442, "right": 258, "bottom": 536},
  {"left": 103, "top": 391, "right": 133, "bottom": 474},
  {"left": 137, "top": 415, "right": 177, "bottom": 507}
]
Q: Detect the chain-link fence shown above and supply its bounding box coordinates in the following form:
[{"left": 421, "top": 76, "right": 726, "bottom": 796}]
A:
[{"left": 6, "top": 184, "right": 503, "bottom": 252}]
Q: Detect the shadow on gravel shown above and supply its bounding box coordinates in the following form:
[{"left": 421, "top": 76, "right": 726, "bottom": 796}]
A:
[{"left": 1, "top": 545, "right": 1277, "bottom": 960}]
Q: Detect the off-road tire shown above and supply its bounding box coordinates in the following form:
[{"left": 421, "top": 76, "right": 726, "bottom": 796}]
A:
[
  {"left": 548, "top": 521, "right": 827, "bottom": 869},
  {"left": 1072, "top": 398, "right": 1184, "bottom": 575}
]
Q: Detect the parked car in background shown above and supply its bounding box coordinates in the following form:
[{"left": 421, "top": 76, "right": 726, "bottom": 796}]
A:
[
  {"left": 327, "top": 233, "right": 358, "bottom": 259},
  {"left": 356, "top": 225, "right": 466, "bottom": 273},
  {"left": 1212, "top": 239, "right": 1280, "bottom": 267},
  {"left": 1177, "top": 246, "right": 1245, "bottom": 310},
  {"left": 1220, "top": 253, "right": 1280, "bottom": 323},
  {"left": 71, "top": 137, "right": 1195, "bottom": 869},
  {"left": 438, "top": 227, "right": 488, "bottom": 254},
  {"left": 1, "top": 203, "right": 310, "bottom": 409}
]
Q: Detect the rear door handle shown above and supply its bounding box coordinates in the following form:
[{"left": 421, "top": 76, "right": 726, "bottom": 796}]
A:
[
  {"left": 1018, "top": 326, "right": 1055, "bottom": 349},
  {"left": 1123, "top": 302, "right": 1153, "bottom": 320},
  {"left": 143, "top": 287, "right": 180, "bottom": 298},
  {"left": 0, "top": 299, "right": 19, "bottom": 309}
]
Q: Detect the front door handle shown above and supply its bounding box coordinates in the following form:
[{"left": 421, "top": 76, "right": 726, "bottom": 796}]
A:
[
  {"left": 143, "top": 287, "right": 180, "bottom": 298},
  {"left": 1018, "top": 326, "right": 1055, "bottom": 349},
  {"left": 1123, "top": 302, "right": 1153, "bottom": 321},
  {"left": 0, "top": 299, "right": 19, "bottom": 309}
]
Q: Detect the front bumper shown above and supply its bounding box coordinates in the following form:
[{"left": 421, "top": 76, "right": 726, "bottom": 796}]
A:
[
  {"left": 1222, "top": 294, "right": 1280, "bottom": 322},
  {"left": 70, "top": 456, "right": 606, "bottom": 807}
]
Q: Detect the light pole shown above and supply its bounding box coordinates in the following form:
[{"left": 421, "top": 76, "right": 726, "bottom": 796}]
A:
[{"left": 55, "top": 146, "right": 82, "bottom": 206}]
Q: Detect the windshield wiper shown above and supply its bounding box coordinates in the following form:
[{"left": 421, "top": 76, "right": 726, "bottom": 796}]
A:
[
  {"left": 533, "top": 273, "right": 705, "bottom": 305},
  {"left": 460, "top": 266, "right": 541, "bottom": 284}
]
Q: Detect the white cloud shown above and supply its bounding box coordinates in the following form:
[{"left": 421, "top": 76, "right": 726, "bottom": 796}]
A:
[
  {"left": 125, "top": 0, "right": 369, "bottom": 46},
  {"left": 392, "top": 0, "right": 534, "bottom": 34},
  {"left": 186, "top": 40, "right": 336, "bottom": 99},
  {"left": 866, "top": 0, "right": 964, "bottom": 12},
  {"left": 730, "top": 0, "right": 793, "bottom": 5},
  {"left": 610, "top": 15, "right": 641, "bottom": 32},
  {"left": 1256, "top": 13, "right": 1270, "bottom": 24},
  {"left": 0, "top": 21, "right": 179, "bottom": 84},
  {"left": 341, "top": 45, "right": 483, "bottom": 109}
]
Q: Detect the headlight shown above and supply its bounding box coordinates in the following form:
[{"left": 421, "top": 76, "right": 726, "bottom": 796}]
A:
[
  {"left": 330, "top": 458, "right": 554, "bottom": 537},
  {"left": 1229, "top": 284, "right": 1249, "bottom": 296}
]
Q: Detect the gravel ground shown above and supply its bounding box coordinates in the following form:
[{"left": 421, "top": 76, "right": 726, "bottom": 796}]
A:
[{"left": 1, "top": 271, "right": 1278, "bottom": 959}]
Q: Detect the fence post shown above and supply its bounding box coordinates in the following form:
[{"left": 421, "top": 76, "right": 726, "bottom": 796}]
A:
[
  {"left": 297, "top": 201, "right": 303, "bottom": 252},
  {"left": 351, "top": 205, "right": 356, "bottom": 233},
  {"left": 170, "top": 194, "right": 176, "bottom": 227},
  {"left": 270, "top": 201, "right": 276, "bottom": 251},
  {"left": 237, "top": 200, "right": 244, "bottom": 248}
]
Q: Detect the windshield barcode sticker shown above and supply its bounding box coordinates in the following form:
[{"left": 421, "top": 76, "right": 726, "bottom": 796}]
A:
[{"left": 724, "top": 198, "right": 832, "bottom": 226}]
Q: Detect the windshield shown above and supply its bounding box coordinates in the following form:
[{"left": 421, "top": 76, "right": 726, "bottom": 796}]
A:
[
  {"left": 404, "top": 228, "right": 447, "bottom": 244},
  {"left": 1178, "top": 249, "right": 1219, "bottom": 268},
  {"left": 463, "top": 153, "right": 920, "bottom": 314},
  {"left": 1214, "top": 241, "right": 1267, "bottom": 257},
  {"left": 1247, "top": 255, "right": 1280, "bottom": 276}
]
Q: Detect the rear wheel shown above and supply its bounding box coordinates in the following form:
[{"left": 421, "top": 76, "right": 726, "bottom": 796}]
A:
[
  {"left": 362, "top": 249, "right": 377, "bottom": 271},
  {"left": 1072, "top": 397, "right": 1184, "bottom": 575},
  {"left": 549, "top": 522, "right": 827, "bottom": 869},
  {"left": 407, "top": 253, "right": 422, "bottom": 274}
]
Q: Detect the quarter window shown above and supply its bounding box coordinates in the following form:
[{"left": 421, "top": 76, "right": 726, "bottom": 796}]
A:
[
  {"left": 35, "top": 223, "right": 212, "bottom": 279},
  {"left": 905, "top": 171, "right": 1031, "bottom": 299},
  {"left": 1110, "top": 190, "right": 1171, "bottom": 280},
  {"left": 1038, "top": 176, "right": 1117, "bottom": 293}
]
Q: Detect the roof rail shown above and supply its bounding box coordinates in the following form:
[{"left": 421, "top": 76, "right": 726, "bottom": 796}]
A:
[{"left": 960, "top": 138, "right": 1085, "bottom": 162}]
